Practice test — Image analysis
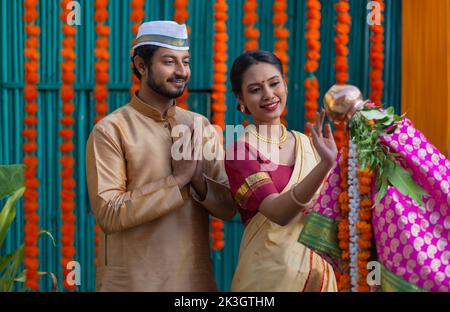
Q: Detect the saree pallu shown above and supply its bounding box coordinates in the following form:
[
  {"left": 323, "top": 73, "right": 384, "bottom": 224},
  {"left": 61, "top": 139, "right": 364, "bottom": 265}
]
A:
[
  {"left": 229, "top": 131, "right": 337, "bottom": 292},
  {"left": 299, "top": 118, "right": 450, "bottom": 292}
]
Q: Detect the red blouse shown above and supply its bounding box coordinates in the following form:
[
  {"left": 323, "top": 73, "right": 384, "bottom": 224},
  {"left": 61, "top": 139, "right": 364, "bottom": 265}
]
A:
[{"left": 225, "top": 141, "right": 294, "bottom": 224}]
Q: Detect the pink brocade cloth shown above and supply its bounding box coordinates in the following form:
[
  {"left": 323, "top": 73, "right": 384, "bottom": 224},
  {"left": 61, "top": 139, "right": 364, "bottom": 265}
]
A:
[{"left": 312, "top": 118, "right": 450, "bottom": 291}]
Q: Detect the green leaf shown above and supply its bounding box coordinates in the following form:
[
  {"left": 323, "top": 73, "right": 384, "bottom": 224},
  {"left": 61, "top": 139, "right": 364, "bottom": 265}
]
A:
[
  {"left": 381, "top": 117, "right": 395, "bottom": 126},
  {"left": 360, "top": 109, "right": 387, "bottom": 121},
  {"left": 15, "top": 271, "right": 55, "bottom": 283},
  {"left": 387, "top": 164, "right": 429, "bottom": 206},
  {"left": 0, "top": 165, "right": 25, "bottom": 201},
  {"left": 386, "top": 106, "right": 395, "bottom": 115},
  {"left": 0, "top": 245, "right": 24, "bottom": 292},
  {"left": 386, "top": 126, "right": 398, "bottom": 135},
  {"left": 39, "top": 230, "right": 56, "bottom": 247},
  {"left": 0, "top": 230, "right": 54, "bottom": 292},
  {"left": 377, "top": 116, "right": 390, "bottom": 124},
  {"left": 0, "top": 250, "right": 16, "bottom": 274},
  {"left": 375, "top": 176, "right": 389, "bottom": 205},
  {"left": 0, "top": 187, "right": 25, "bottom": 249}
]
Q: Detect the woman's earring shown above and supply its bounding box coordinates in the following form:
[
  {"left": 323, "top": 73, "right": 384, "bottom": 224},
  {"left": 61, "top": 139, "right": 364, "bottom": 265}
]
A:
[{"left": 240, "top": 105, "right": 245, "bottom": 113}]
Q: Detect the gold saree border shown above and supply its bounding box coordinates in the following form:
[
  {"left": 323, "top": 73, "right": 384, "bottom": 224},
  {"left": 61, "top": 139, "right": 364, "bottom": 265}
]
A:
[
  {"left": 381, "top": 263, "right": 428, "bottom": 292},
  {"left": 298, "top": 211, "right": 340, "bottom": 258},
  {"left": 234, "top": 172, "right": 272, "bottom": 208}
]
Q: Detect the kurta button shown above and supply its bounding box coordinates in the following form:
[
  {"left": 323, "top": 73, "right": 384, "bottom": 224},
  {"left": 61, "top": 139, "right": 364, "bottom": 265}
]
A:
[{"left": 164, "top": 123, "right": 168, "bottom": 128}]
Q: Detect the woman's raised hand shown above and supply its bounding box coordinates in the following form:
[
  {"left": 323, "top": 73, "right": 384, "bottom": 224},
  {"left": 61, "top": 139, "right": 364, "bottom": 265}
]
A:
[{"left": 306, "top": 109, "right": 338, "bottom": 167}]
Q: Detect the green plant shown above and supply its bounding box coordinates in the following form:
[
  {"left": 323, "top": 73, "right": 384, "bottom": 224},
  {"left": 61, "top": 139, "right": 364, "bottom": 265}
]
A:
[
  {"left": 0, "top": 164, "right": 55, "bottom": 291},
  {"left": 348, "top": 106, "right": 428, "bottom": 206}
]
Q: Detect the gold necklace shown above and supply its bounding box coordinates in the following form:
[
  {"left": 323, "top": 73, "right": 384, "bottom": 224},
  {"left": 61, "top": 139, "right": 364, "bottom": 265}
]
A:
[{"left": 248, "top": 124, "right": 287, "bottom": 148}]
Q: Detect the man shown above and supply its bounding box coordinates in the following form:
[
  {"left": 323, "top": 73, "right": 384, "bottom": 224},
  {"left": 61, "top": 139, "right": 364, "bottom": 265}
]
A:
[{"left": 86, "top": 21, "right": 237, "bottom": 291}]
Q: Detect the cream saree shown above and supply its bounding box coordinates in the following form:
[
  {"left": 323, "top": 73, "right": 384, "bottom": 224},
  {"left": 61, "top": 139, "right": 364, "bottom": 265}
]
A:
[{"left": 229, "top": 131, "right": 338, "bottom": 292}]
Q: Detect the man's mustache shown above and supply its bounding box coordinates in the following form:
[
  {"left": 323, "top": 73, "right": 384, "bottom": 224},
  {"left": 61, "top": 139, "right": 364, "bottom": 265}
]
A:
[{"left": 168, "top": 76, "right": 187, "bottom": 82}]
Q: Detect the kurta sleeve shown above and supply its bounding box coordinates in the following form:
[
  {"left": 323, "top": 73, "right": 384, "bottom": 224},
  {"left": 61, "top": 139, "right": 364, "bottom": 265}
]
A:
[
  {"left": 189, "top": 117, "right": 238, "bottom": 220},
  {"left": 225, "top": 141, "right": 279, "bottom": 221},
  {"left": 86, "top": 125, "right": 185, "bottom": 234}
]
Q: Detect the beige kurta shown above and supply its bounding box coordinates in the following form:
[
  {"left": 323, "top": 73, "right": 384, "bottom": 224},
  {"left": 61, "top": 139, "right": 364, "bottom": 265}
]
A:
[{"left": 86, "top": 95, "right": 236, "bottom": 291}]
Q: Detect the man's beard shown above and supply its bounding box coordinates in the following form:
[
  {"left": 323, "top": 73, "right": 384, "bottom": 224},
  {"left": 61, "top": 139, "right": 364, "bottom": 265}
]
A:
[{"left": 146, "top": 71, "right": 187, "bottom": 99}]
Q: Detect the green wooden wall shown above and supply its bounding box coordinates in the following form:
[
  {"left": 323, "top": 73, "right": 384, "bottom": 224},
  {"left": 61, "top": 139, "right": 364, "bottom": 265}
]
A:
[{"left": 0, "top": 0, "right": 401, "bottom": 291}]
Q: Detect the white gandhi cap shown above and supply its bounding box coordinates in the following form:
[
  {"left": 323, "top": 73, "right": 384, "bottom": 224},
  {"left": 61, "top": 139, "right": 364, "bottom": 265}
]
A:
[{"left": 133, "top": 20, "right": 189, "bottom": 51}]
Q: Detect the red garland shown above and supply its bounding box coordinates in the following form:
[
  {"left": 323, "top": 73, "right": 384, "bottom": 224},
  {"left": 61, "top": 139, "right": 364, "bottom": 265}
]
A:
[
  {"left": 93, "top": 0, "right": 110, "bottom": 269},
  {"left": 130, "top": 0, "right": 145, "bottom": 96},
  {"left": 94, "top": 0, "right": 110, "bottom": 124},
  {"left": 368, "top": 0, "right": 385, "bottom": 106},
  {"left": 304, "top": 0, "right": 322, "bottom": 136},
  {"left": 210, "top": 0, "right": 228, "bottom": 251},
  {"left": 60, "top": 0, "right": 77, "bottom": 291},
  {"left": 273, "top": 0, "right": 289, "bottom": 126},
  {"left": 173, "top": 0, "right": 190, "bottom": 110},
  {"left": 243, "top": 0, "right": 259, "bottom": 51},
  {"left": 333, "top": 0, "right": 351, "bottom": 151},
  {"left": 242, "top": 0, "right": 259, "bottom": 126},
  {"left": 23, "top": 0, "right": 40, "bottom": 291}
]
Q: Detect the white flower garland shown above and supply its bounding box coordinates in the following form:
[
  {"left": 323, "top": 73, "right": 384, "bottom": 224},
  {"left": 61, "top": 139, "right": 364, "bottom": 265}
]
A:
[{"left": 348, "top": 138, "right": 360, "bottom": 292}]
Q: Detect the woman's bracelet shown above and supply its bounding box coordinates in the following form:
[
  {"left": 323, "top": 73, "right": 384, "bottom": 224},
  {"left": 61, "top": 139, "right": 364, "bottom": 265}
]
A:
[{"left": 290, "top": 187, "right": 314, "bottom": 208}]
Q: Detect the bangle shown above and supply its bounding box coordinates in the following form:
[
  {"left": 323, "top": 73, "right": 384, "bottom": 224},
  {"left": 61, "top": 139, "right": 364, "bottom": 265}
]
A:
[{"left": 290, "top": 187, "right": 314, "bottom": 208}]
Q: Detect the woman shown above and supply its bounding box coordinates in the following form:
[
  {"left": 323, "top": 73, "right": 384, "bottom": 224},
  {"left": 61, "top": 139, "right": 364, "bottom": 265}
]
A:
[{"left": 225, "top": 50, "right": 338, "bottom": 291}]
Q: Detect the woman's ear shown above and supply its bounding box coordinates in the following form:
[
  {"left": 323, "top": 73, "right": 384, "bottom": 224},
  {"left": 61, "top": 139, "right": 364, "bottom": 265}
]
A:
[
  {"left": 237, "top": 93, "right": 244, "bottom": 106},
  {"left": 284, "top": 79, "right": 288, "bottom": 95}
]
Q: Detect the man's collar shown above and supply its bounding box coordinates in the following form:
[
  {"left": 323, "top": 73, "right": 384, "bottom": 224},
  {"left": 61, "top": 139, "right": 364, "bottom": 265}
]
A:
[{"left": 130, "top": 94, "right": 177, "bottom": 121}]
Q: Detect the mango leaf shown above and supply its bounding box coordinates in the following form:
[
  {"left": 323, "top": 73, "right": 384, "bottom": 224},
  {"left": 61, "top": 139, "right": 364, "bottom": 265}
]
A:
[
  {"left": 375, "top": 176, "right": 389, "bottom": 205},
  {"left": 394, "top": 114, "right": 406, "bottom": 122},
  {"left": 0, "top": 165, "right": 25, "bottom": 201},
  {"left": 386, "top": 106, "right": 395, "bottom": 115},
  {"left": 386, "top": 125, "right": 398, "bottom": 135},
  {"left": 387, "top": 164, "right": 429, "bottom": 206},
  {"left": 0, "top": 187, "right": 25, "bottom": 249},
  {"left": 360, "top": 109, "right": 387, "bottom": 121},
  {"left": 375, "top": 159, "right": 395, "bottom": 205},
  {"left": 381, "top": 117, "right": 395, "bottom": 127}
]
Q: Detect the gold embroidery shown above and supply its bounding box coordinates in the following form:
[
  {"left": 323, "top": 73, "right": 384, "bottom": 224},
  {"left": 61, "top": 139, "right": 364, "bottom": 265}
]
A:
[
  {"left": 235, "top": 172, "right": 271, "bottom": 207},
  {"left": 245, "top": 172, "right": 270, "bottom": 189}
]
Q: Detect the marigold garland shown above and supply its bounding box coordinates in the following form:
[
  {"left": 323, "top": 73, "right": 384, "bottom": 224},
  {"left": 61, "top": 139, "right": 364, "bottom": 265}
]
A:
[
  {"left": 93, "top": 0, "right": 110, "bottom": 269},
  {"left": 60, "top": 0, "right": 77, "bottom": 291},
  {"left": 242, "top": 0, "right": 259, "bottom": 126},
  {"left": 304, "top": 0, "right": 321, "bottom": 136},
  {"left": 130, "top": 0, "right": 145, "bottom": 96},
  {"left": 333, "top": 0, "right": 351, "bottom": 151},
  {"left": 272, "top": 0, "right": 289, "bottom": 126},
  {"left": 23, "top": 0, "right": 40, "bottom": 291},
  {"left": 368, "top": 0, "right": 385, "bottom": 106},
  {"left": 356, "top": 167, "right": 373, "bottom": 292},
  {"left": 173, "top": 0, "right": 189, "bottom": 110},
  {"left": 337, "top": 131, "right": 350, "bottom": 292},
  {"left": 94, "top": 0, "right": 110, "bottom": 124},
  {"left": 243, "top": 0, "right": 259, "bottom": 51},
  {"left": 209, "top": 0, "right": 228, "bottom": 251}
]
